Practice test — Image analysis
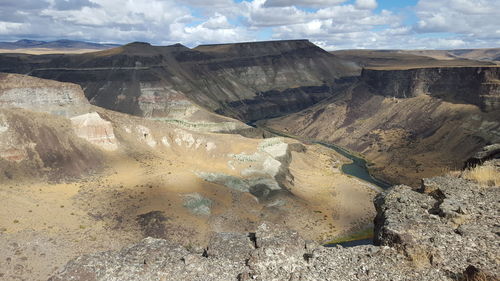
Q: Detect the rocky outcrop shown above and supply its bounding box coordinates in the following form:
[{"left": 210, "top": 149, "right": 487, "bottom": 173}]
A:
[
  {"left": 49, "top": 174, "right": 499, "bottom": 280},
  {"left": 70, "top": 112, "right": 118, "bottom": 151},
  {"left": 0, "top": 73, "right": 89, "bottom": 115},
  {"left": 196, "top": 137, "right": 295, "bottom": 200},
  {"left": 0, "top": 108, "right": 104, "bottom": 181},
  {"left": 374, "top": 175, "right": 499, "bottom": 275},
  {"left": 0, "top": 74, "right": 108, "bottom": 181},
  {"left": 465, "top": 143, "right": 500, "bottom": 167},
  {"left": 0, "top": 40, "right": 359, "bottom": 122}
]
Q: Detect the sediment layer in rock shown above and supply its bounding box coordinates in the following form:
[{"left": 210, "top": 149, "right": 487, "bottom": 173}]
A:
[{"left": 0, "top": 40, "right": 359, "bottom": 122}]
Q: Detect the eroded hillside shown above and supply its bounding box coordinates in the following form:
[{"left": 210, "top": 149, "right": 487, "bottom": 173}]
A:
[
  {"left": 0, "top": 74, "right": 378, "bottom": 281},
  {"left": 264, "top": 66, "right": 500, "bottom": 185}
]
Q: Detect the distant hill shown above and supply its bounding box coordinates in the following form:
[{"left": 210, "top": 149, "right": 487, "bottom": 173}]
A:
[
  {"left": 400, "top": 48, "right": 500, "bottom": 63},
  {"left": 331, "top": 49, "right": 498, "bottom": 70},
  {"left": 0, "top": 39, "right": 119, "bottom": 50}
]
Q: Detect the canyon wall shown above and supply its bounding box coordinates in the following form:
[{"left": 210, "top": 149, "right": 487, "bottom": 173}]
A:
[
  {"left": 0, "top": 74, "right": 105, "bottom": 180},
  {"left": 362, "top": 67, "right": 500, "bottom": 112},
  {"left": 0, "top": 40, "right": 359, "bottom": 122},
  {"left": 265, "top": 66, "right": 500, "bottom": 185}
]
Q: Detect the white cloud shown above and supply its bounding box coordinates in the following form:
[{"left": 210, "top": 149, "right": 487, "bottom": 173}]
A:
[
  {"left": 263, "top": 0, "right": 346, "bottom": 7},
  {"left": 355, "top": 0, "right": 377, "bottom": 10},
  {"left": 169, "top": 13, "right": 253, "bottom": 46},
  {"left": 0, "top": 0, "right": 498, "bottom": 49},
  {"left": 415, "top": 0, "right": 500, "bottom": 38},
  {"left": 0, "top": 22, "right": 26, "bottom": 34}
]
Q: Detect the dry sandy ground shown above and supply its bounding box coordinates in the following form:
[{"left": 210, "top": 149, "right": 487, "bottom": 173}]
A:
[{"left": 0, "top": 126, "right": 378, "bottom": 281}]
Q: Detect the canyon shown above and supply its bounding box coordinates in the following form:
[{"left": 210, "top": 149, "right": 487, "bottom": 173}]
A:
[
  {"left": 0, "top": 40, "right": 498, "bottom": 280},
  {"left": 0, "top": 73, "right": 377, "bottom": 280},
  {"left": 0, "top": 40, "right": 358, "bottom": 121},
  {"left": 264, "top": 66, "right": 500, "bottom": 185}
]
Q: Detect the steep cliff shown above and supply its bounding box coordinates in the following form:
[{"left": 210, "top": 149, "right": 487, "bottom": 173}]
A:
[
  {"left": 0, "top": 73, "right": 90, "bottom": 115},
  {"left": 0, "top": 40, "right": 359, "bottom": 122},
  {"left": 362, "top": 67, "right": 500, "bottom": 112},
  {"left": 264, "top": 66, "right": 500, "bottom": 185},
  {"left": 0, "top": 73, "right": 103, "bottom": 180}
]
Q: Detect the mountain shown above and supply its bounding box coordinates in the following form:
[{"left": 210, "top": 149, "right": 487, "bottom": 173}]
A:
[
  {"left": 1, "top": 41, "right": 498, "bottom": 186},
  {"left": 0, "top": 39, "right": 119, "bottom": 50},
  {"left": 0, "top": 40, "right": 360, "bottom": 122}
]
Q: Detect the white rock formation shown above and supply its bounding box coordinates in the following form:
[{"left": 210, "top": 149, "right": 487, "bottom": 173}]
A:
[
  {"left": 161, "top": 136, "right": 170, "bottom": 147},
  {"left": 70, "top": 112, "right": 118, "bottom": 151},
  {"left": 173, "top": 129, "right": 215, "bottom": 152},
  {"left": 136, "top": 125, "right": 157, "bottom": 147},
  {"left": 206, "top": 142, "right": 216, "bottom": 152}
]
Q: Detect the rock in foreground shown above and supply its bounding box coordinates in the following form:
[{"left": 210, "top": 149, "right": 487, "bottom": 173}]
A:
[{"left": 49, "top": 173, "right": 499, "bottom": 281}]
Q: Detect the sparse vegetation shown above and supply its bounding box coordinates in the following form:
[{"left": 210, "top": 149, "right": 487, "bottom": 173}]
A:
[
  {"left": 153, "top": 118, "right": 239, "bottom": 132},
  {"left": 230, "top": 152, "right": 260, "bottom": 162},
  {"left": 258, "top": 137, "right": 284, "bottom": 151},
  {"left": 324, "top": 227, "right": 373, "bottom": 245},
  {"left": 462, "top": 164, "right": 499, "bottom": 187}
]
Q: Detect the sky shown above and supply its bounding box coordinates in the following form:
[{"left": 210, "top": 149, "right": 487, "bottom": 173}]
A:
[{"left": 0, "top": 0, "right": 499, "bottom": 50}]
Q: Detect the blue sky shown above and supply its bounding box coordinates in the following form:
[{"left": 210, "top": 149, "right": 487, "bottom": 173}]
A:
[{"left": 0, "top": 0, "right": 498, "bottom": 50}]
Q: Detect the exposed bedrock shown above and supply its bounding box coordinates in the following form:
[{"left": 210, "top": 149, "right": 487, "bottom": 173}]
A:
[
  {"left": 49, "top": 172, "right": 500, "bottom": 281},
  {"left": 362, "top": 67, "right": 500, "bottom": 112},
  {"left": 70, "top": 112, "right": 119, "bottom": 151},
  {"left": 0, "top": 40, "right": 359, "bottom": 122}
]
